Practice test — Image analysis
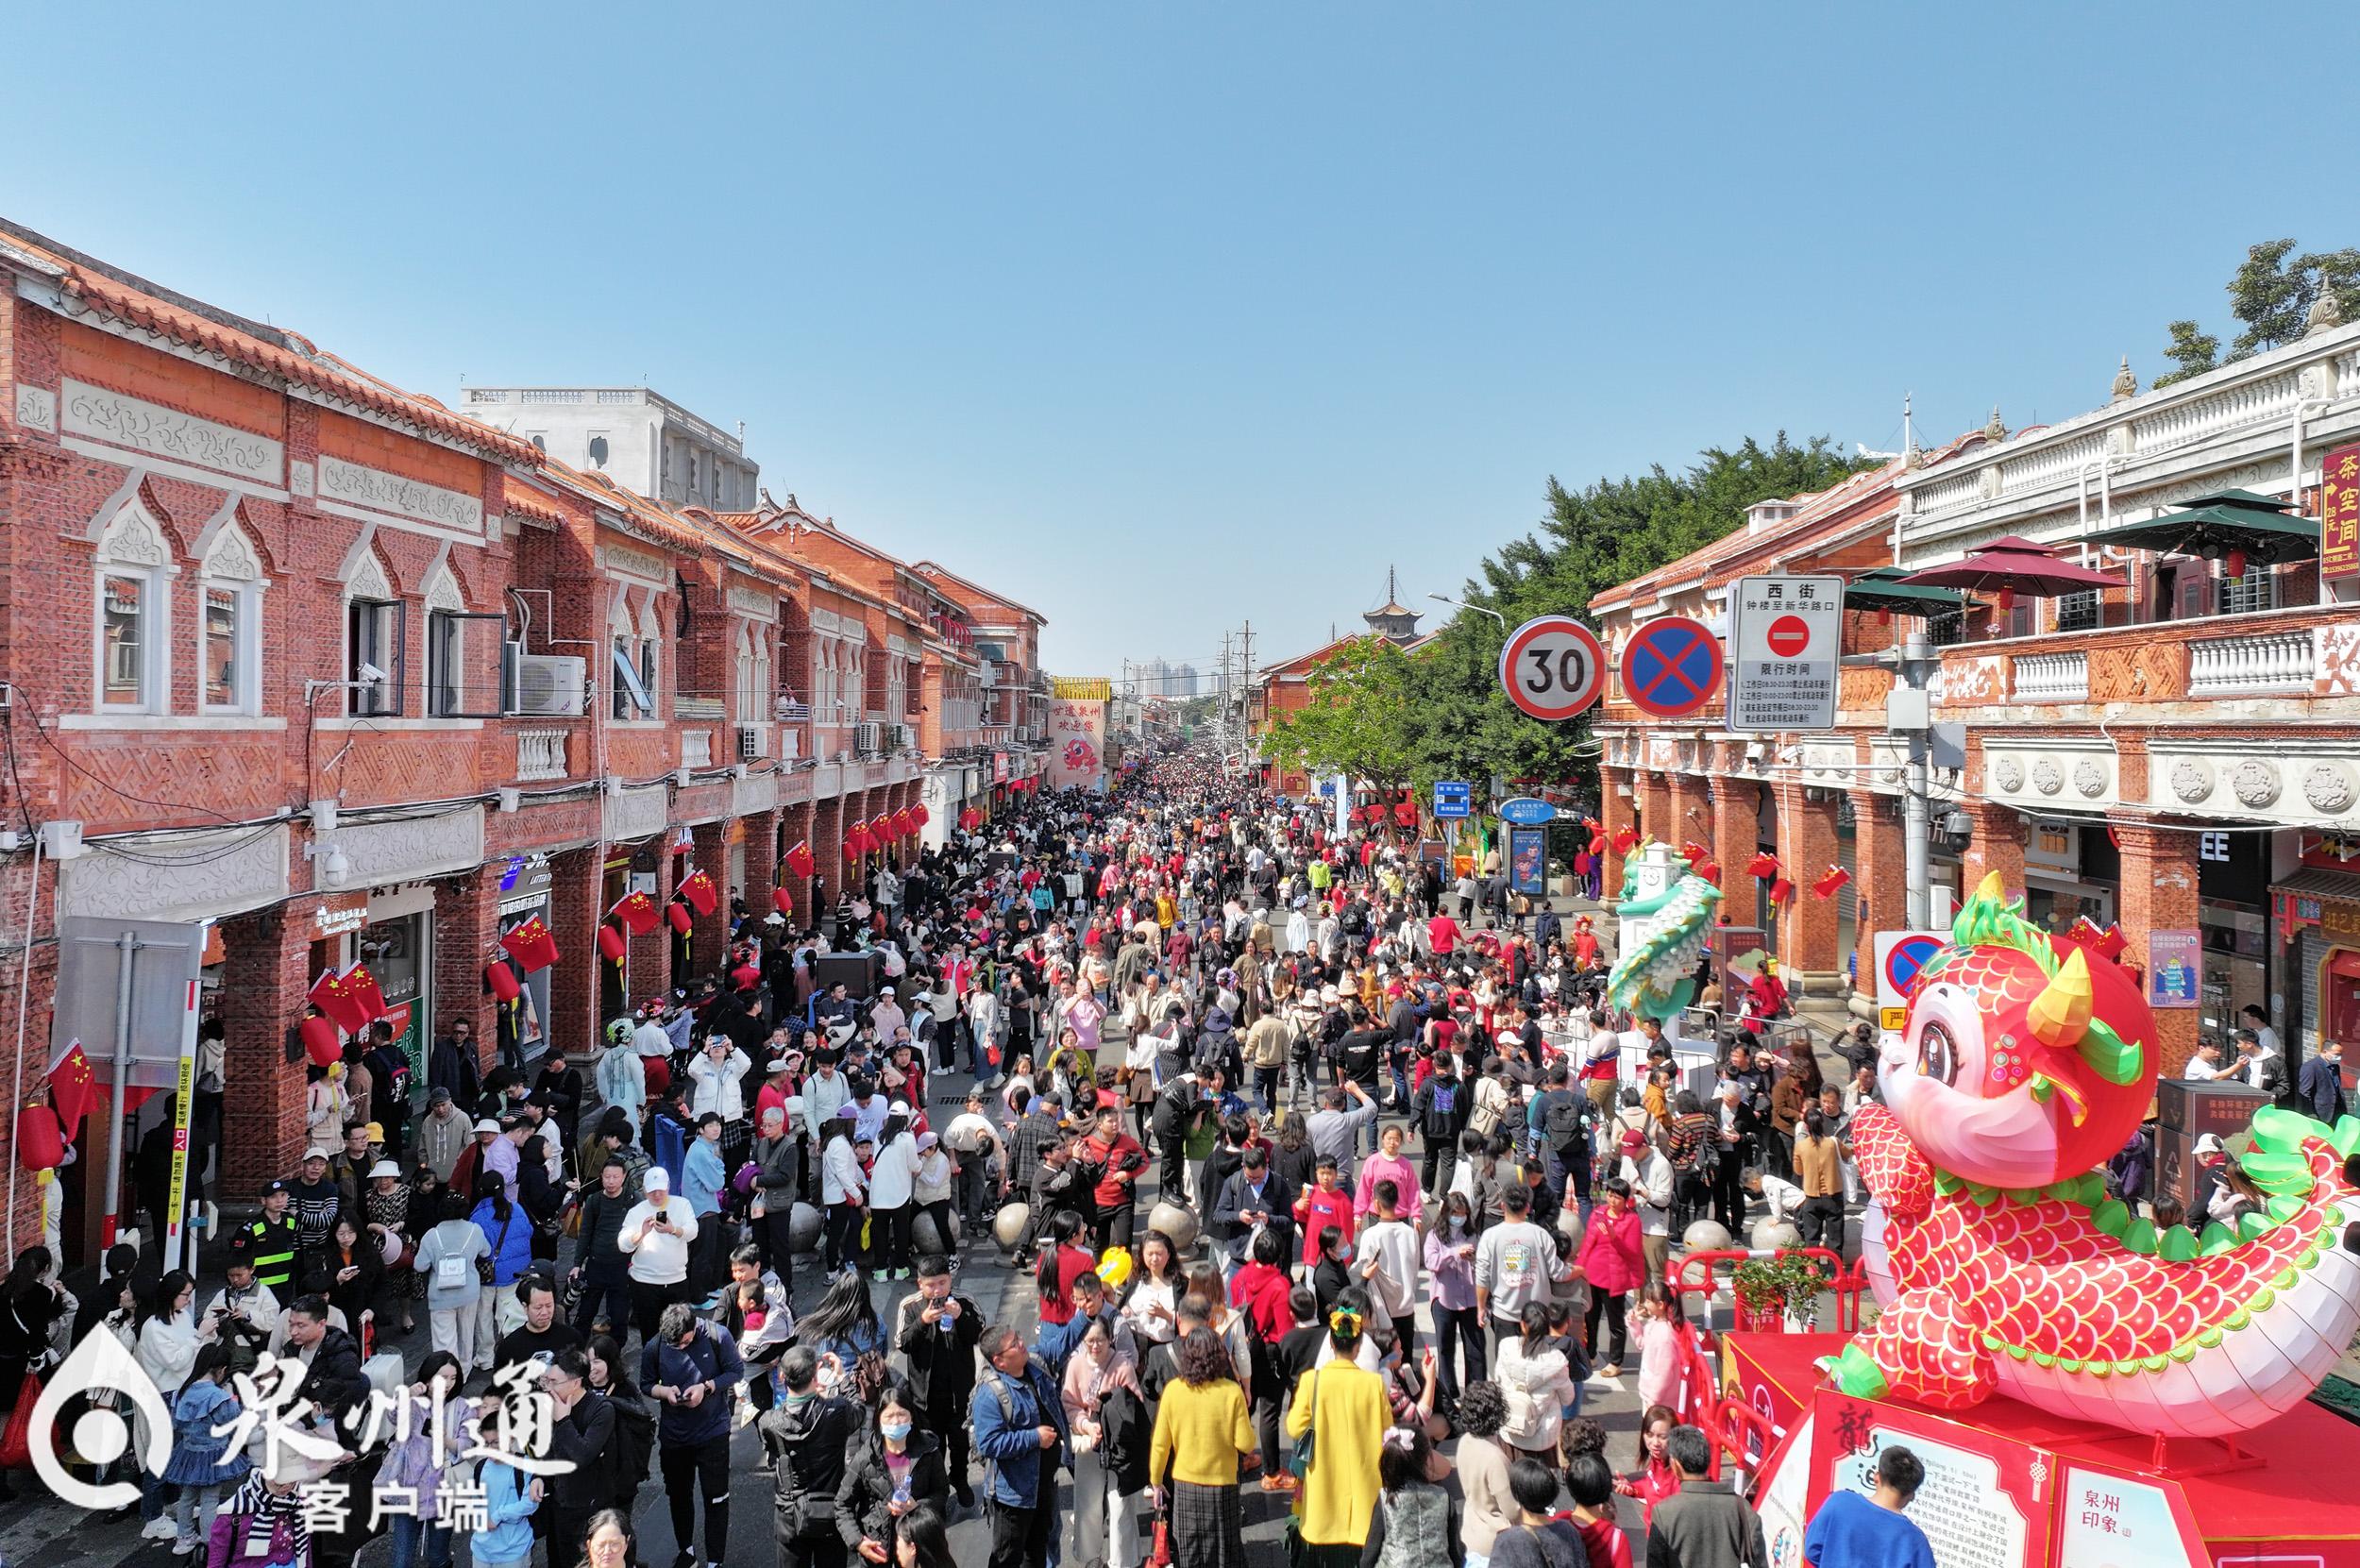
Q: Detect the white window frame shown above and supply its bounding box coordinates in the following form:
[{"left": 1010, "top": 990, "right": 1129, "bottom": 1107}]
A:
[
  {"left": 635, "top": 595, "right": 664, "bottom": 715},
  {"left": 196, "top": 523, "right": 266, "bottom": 716},
  {"left": 611, "top": 592, "right": 651, "bottom": 719},
  {"left": 93, "top": 505, "right": 176, "bottom": 716},
  {"left": 344, "top": 549, "right": 405, "bottom": 717}
]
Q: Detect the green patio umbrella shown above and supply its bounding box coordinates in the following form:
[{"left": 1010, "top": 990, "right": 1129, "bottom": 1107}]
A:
[{"left": 2080, "top": 489, "right": 2320, "bottom": 575}]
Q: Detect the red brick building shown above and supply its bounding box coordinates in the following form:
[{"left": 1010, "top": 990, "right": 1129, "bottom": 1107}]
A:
[{"left": 0, "top": 221, "right": 1042, "bottom": 1261}]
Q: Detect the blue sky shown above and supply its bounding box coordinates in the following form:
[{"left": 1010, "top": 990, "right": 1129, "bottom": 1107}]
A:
[{"left": 8, "top": 4, "right": 2355, "bottom": 678}]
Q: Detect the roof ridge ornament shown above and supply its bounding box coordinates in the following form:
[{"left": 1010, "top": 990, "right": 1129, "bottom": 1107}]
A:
[
  {"left": 2111, "top": 356, "right": 2136, "bottom": 403},
  {"left": 1983, "top": 404, "right": 2008, "bottom": 442}
]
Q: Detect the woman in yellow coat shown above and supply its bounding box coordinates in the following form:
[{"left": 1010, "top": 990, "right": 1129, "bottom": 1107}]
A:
[
  {"left": 1284, "top": 1296, "right": 1393, "bottom": 1566},
  {"left": 1148, "top": 1325, "right": 1259, "bottom": 1568}
]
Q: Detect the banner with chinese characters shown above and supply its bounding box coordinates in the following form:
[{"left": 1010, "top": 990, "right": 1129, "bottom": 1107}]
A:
[
  {"left": 2325, "top": 442, "right": 2360, "bottom": 581},
  {"left": 1046, "top": 686, "right": 1107, "bottom": 792}
]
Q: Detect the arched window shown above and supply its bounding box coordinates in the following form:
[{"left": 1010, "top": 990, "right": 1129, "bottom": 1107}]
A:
[
  {"left": 197, "top": 522, "right": 266, "bottom": 715},
  {"left": 93, "top": 504, "right": 175, "bottom": 714}
]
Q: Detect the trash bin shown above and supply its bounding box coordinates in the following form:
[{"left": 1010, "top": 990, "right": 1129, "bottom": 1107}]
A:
[{"left": 2155, "top": 1078, "right": 2272, "bottom": 1208}]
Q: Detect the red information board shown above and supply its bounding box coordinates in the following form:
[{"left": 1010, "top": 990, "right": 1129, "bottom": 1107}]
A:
[{"left": 2324, "top": 441, "right": 2360, "bottom": 581}]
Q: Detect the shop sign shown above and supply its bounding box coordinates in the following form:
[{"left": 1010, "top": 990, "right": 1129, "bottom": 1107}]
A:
[
  {"left": 2322, "top": 441, "right": 2360, "bottom": 581},
  {"left": 2148, "top": 929, "right": 2201, "bottom": 1008},
  {"left": 2024, "top": 819, "right": 2077, "bottom": 873},
  {"left": 309, "top": 892, "right": 369, "bottom": 941}
]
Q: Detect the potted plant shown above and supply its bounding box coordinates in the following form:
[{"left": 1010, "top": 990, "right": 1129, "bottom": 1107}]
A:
[{"left": 1731, "top": 1253, "right": 1832, "bottom": 1332}]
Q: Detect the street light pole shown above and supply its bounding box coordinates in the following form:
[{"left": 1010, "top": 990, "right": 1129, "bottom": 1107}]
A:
[
  {"left": 1847, "top": 633, "right": 1942, "bottom": 930},
  {"left": 1427, "top": 592, "right": 1507, "bottom": 628}
]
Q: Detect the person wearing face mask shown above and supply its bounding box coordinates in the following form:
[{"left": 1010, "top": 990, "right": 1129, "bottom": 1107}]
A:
[
  {"left": 1422, "top": 1190, "right": 1485, "bottom": 1408},
  {"left": 891, "top": 1255, "right": 982, "bottom": 1509},
  {"left": 835, "top": 1383, "right": 949, "bottom": 1568}
]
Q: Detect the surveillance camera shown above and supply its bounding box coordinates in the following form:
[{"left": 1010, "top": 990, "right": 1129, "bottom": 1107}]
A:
[{"left": 357, "top": 663, "right": 389, "bottom": 685}]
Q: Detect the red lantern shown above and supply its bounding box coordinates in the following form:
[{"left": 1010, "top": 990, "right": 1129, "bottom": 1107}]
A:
[
  {"left": 2225, "top": 547, "right": 2250, "bottom": 580},
  {"left": 785, "top": 840, "right": 816, "bottom": 878},
  {"left": 679, "top": 868, "right": 719, "bottom": 917},
  {"left": 1997, "top": 586, "right": 2015, "bottom": 613},
  {"left": 1878, "top": 609, "right": 1892, "bottom": 626},
  {"left": 1812, "top": 865, "right": 1852, "bottom": 899},
  {"left": 300, "top": 1012, "right": 343, "bottom": 1068},
  {"left": 596, "top": 923, "right": 628, "bottom": 963},
  {"left": 844, "top": 835, "right": 863, "bottom": 865},
  {"left": 1769, "top": 876, "right": 1795, "bottom": 904},
  {"left": 15, "top": 1104, "right": 63, "bottom": 1175},
  {"left": 484, "top": 961, "right": 522, "bottom": 1003},
  {"left": 772, "top": 885, "right": 795, "bottom": 915},
  {"left": 666, "top": 902, "right": 693, "bottom": 935}
]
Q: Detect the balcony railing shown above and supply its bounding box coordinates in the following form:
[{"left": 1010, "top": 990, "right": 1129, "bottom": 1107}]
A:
[
  {"left": 514, "top": 728, "right": 568, "bottom": 782},
  {"left": 2012, "top": 651, "right": 2087, "bottom": 703},
  {"left": 2188, "top": 631, "right": 2314, "bottom": 696}
]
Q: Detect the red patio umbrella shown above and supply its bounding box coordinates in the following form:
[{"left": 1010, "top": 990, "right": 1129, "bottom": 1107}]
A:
[{"left": 1896, "top": 534, "right": 2120, "bottom": 628}]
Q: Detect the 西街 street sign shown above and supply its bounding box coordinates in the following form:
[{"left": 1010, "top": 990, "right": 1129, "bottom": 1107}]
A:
[
  {"left": 1728, "top": 574, "right": 1841, "bottom": 733},
  {"left": 1619, "top": 615, "right": 1723, "bottom": 720},
  {"left": 1498, "top": 615, "right": 1605, "bottom": 722}
]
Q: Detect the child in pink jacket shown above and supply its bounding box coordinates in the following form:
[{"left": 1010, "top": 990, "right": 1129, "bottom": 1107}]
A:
[{"left": 1574, "top": 1178, "right": 1644, "bottom": 1375}]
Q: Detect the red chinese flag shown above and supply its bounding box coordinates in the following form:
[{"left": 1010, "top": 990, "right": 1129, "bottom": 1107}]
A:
[
  {"left": 911, "top": 804, "right": 930, "bottom": 828},
  {"left": 1693, "top": 858, "right": 1720, "bottom": 885},
  {"left": 872, "top": 816, "right": 894, "bottom": 845},
  {"left": 666, "top": 902, "right": 693, "bottom": 935},
  {"left": 344, "top": 964, "right": 390, "bottom": 1023},
  {"left": 308, "top": 967, "right": 374, "bottom": 1036},
  {"left": 786, "top": 840, "right": 816, "bottom": 878},
  {"left": 679, "top": 868, "right": 719, "bottom": 918},
  {"left": 15, "top": 1104, "right": 63, "bottom": 1175},
  {"left": 47, "top": 1040, "right": 95, "bottom": 1141},
  {"left": 596, "top": 923, "right": 628, "bottom": 962},
  {"left": 498, "top": 915, "right": 560, "bottom": 974},
  {"left": 893, "top": 809, "right": 914, "bottom": 839},
  {"left": 609, "top": 890, "right": 661, "bottom": 936},
  {"left": 484, "top": 961, "right": 522, "bottom": 1003},
  {"left": 1812, "top": 865, "right": 1852, "bottom": 900},
  {"left": 300, "top": 1012, "right": 344, "bottom": 1068},
  {"left": 1746, "top": 851, "right": 1782, "bottom": 880},
  {"left": 1682, "top": 841, "right": 1710, "bottom": 863}
]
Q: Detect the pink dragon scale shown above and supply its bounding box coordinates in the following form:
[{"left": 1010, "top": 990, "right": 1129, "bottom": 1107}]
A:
[{"left": 1826, "top": 874, "right": 2360, "bottom": 1439}]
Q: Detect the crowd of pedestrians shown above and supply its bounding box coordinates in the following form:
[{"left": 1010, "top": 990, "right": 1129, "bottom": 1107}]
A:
[{"left": 0, "top": 750, "right": 1954, "bottom": 1568}]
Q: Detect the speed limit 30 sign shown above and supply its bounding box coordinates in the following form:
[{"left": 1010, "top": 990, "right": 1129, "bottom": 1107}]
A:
[{"left": 1499, "top": 615, "right": 1606, "bottom": 721}]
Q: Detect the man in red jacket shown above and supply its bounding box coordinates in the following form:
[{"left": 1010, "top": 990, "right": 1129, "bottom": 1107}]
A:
[{"left": 1078, "top": 1104, "right": 1147, "bottom": 1251}]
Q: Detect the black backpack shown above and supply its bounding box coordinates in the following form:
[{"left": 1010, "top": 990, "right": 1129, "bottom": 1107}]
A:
[{"left": 1543, "top": 1091, "right": 1588, "bottom": 1150}]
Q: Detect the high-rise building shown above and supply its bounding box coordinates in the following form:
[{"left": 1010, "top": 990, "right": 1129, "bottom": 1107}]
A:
[
  {"left": 1138, "top": 656, "right": 1171, "bottom": 697},
  {"left": 1171, "top": 661, "right": 1198, "bottom": 697},
  {"left": 458, "top": 385, "right": 759, "bottom": 510}
]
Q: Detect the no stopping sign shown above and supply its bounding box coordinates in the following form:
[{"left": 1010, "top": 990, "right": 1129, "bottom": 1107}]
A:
[{"left": 1499, "top": 615, "right": 1606, "bottom": 721}]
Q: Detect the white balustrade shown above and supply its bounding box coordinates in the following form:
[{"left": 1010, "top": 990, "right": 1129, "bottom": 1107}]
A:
[
  {"left": 2132, "top": 367, "right": 2302, "bottom": 458},
  {"left": 2187, "top": 631, "right": 2315, "bottom": 695},
  {"left": 681, "top": 730, "right": 713, "bottom": 767},
  {"left": 514, "top": 728, "right": 568, "bottom": 782},
  {"left": 2011, "top": 651, "right": 2088, "bottom": 702}
]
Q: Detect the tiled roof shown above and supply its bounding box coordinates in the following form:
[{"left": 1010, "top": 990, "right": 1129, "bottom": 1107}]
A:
[{"left": 2, "top": 227, "right": 540, "bottom": 464}]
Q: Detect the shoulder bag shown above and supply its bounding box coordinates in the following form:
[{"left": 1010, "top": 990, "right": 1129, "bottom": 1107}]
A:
[{"left": 1290, "top": 1367, "right": 1319, "bottom": 1473}]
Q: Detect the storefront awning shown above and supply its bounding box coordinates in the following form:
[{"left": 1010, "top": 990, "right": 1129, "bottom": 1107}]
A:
[{"left": 2276, "top": 866, "right": 2360, "bottom": 904}]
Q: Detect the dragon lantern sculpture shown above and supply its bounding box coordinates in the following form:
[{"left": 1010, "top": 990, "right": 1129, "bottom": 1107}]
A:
[{"left": 1829, "top": 874, "right": 2360, "bottom": 1438}]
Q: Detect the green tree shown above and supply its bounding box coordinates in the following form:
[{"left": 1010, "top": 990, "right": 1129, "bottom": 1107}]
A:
[
  {"left": 1416, "top": 434, "right": 1875, "bottom": 803},
  {"left": 2154, "top": 238, "right": 2360, "bottom": 385},
  {"left": 1262, "top": 638, "right": 1424, "bottom": 825},
  {"left": 2152, "top": 319, "right": 2220, "bottom": 389}
]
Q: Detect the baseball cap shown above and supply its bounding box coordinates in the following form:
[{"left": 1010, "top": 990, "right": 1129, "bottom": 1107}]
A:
[
  {"left": 2194, "top": 1133, "right": 2225, "bottom": 1155},
  {"left": 473, "top": 1117, "right": 501, "bottom": 1135},
  {"left": 889, "top": 1101, "right": 911, "bottom": 1117},
  {"left": 767, "top": 1058, "right": 792, "bottom": 1074},
  {"left": 303, "top": 1147, "right": 329, "bottom": 1163},
  {"left": 643, "top": 1166, "right": 671, "bottom": 1189},
  {"left": 261, "top": 1179, "right": 289, "bottom": 1196}
]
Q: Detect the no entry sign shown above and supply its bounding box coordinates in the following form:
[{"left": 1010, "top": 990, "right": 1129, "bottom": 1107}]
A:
[
  {"left": 1728, "top": 574, "right": 1841, "bottom": 732},
  {"left": 1498, "top": 615, "right": 1605, "bottom": 721},
  {"left": 1618, "top": 615, "right": 1723, "bottom": 719},
  {"left": 1874, "top": 929, "right": 1949, "bottom": 1029}
]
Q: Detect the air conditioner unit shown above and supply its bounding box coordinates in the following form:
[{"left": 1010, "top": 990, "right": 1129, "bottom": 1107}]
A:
[
  {"left": 507, "top": 646, "right": 587, "bottom": 717},
  {"left": 854, "top": 722, "right": 883, "bottom": 754},
  {"left": 737, "top": 726, "right": 763, "bottom": 762}
]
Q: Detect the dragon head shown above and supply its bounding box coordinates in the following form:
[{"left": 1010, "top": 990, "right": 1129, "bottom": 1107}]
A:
[{"left": 1880, "top": 873, "right": 2157, "bottom": 1188}]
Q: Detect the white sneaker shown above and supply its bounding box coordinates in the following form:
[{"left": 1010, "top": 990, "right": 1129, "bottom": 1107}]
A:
[
  {"left": 143, "top": 1519, "right": 178, "bottom": 1541},
  {"left": 173, "top": 1538, "right": 201, "bottom": 1557}
]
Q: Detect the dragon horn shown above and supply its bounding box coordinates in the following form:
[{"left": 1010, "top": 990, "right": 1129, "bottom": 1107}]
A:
[
  {"left": 2028, "top": 948, "right": 2094, "bottom": 1049},
  {"left": 1975, "top": 870, "right": 2006, "bottom": 903}
]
